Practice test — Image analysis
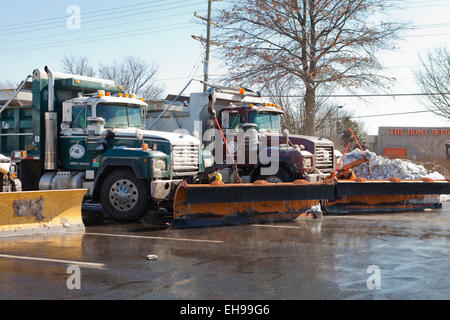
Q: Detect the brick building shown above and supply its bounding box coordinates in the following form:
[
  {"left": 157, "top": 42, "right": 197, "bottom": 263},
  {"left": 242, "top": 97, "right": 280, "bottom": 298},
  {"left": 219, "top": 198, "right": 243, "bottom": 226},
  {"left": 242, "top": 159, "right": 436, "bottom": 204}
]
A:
[{"left": 368, "top": 127, "right": 450, "bottom": 159}]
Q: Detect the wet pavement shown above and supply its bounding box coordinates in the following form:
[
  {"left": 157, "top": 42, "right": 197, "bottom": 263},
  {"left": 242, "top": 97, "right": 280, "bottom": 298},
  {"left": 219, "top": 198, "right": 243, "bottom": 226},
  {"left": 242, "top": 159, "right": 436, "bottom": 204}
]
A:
[{"left": 0, "top": 203, "right": 449, "bottom": 300}]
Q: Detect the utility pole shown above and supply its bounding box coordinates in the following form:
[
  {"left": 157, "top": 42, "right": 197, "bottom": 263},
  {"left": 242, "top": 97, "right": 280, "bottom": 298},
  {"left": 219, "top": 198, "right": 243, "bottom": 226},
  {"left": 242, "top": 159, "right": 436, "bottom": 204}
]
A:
[
  {"left": 192, "top": 0, "right": 221, "bottom": 92},
  {"left": 204, "top": 0, "right": 212, "bottom": 92}
]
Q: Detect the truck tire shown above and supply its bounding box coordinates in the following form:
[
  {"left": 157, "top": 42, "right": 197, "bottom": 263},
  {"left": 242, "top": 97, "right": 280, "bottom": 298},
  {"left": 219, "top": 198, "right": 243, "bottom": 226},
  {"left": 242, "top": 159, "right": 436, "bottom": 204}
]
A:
[
  {"left": 256, "top": 167, "right": 292, "bottom": 183},
  {"left": 100, "top": 168, "right": 149, "bottom": 222}
]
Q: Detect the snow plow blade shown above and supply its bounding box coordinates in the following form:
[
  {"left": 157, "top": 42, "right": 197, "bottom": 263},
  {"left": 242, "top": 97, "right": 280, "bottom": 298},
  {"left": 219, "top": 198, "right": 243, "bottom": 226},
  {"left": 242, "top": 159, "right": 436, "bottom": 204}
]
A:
[
  {"left": 0, "top": 189, "right": 87, "bottom": 238},
  {"left": 172, "top": 181, "right": 334, "bottom": 228},
  {"left": 335, "top": 179, "right": 450, "bottom": 197},
  {"left": 324, "top": 179, "right": 450, "bottom": 214}
]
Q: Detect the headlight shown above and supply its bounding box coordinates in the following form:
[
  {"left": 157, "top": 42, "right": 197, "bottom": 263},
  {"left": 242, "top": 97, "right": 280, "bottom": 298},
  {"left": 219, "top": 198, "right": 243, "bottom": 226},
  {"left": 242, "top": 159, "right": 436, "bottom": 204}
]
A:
[
  {"left": 303, "top": 157, "right": 312, "bottom": 168},
  {"left": 152, "top": 159, "right": 166, "bottom": 171}
]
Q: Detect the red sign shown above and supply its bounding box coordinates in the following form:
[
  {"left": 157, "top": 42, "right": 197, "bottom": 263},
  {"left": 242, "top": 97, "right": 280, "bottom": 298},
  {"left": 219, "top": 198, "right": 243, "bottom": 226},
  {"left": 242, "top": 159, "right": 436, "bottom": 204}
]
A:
[{"left": 389, "top": 128, "right": 450, "bottom": 136}]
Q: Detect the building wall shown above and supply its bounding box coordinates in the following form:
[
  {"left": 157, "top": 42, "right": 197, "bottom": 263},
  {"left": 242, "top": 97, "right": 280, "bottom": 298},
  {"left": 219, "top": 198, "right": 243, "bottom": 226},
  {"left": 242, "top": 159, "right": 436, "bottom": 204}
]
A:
[{"left": 378, "top": 127, "right": 450, "bottom": 159}]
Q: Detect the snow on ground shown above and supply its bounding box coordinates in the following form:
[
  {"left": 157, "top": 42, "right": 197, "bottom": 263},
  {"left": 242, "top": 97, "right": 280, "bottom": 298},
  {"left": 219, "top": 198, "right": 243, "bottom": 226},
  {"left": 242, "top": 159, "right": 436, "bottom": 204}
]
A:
[{"left": 341, "top": 149, "right": 445, "bottom": 180}]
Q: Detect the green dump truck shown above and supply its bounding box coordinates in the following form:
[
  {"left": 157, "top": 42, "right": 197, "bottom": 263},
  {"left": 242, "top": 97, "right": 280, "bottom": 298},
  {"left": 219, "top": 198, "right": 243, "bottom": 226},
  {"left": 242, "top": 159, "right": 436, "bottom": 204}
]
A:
[{"left": 0, "top": 67, "right": 211, "bottom": 221}]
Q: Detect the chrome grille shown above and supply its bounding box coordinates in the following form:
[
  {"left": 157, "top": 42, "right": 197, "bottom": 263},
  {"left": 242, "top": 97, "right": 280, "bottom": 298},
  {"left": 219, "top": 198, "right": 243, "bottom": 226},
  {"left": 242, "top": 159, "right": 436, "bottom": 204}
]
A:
[
  {"left": 315, "top": 145, "right": 334, "bottom": 173},
  {"left": 172, "top": 144, "right": 199, "bottom": 173}
]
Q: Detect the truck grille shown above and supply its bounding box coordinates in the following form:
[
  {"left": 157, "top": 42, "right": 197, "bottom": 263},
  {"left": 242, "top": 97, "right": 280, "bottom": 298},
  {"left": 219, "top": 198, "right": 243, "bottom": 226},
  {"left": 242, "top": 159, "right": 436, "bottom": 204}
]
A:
[
  {"left": 315, "top": 145, "right": 334, "bottom": 173},
  {"left": 172, "top": 144, "right": 199, "bottom": 173}
]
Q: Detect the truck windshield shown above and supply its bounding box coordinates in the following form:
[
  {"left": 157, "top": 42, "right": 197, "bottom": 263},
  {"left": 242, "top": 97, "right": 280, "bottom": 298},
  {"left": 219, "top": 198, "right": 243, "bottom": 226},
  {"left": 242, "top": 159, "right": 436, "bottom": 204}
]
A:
[
  {"left": 229, "top": 112, "right": 244, "bottom": 131},
  {"left": 248, "top": 112, "right": 281, "bottom": 133},
  {"left": 96, "top": 104, "right": 143, "bottom": 128}
]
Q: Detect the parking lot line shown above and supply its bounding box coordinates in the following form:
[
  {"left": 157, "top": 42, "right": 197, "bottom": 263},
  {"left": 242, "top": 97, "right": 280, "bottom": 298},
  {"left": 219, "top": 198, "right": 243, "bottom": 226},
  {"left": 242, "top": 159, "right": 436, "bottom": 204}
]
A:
[
  {"left": 0, "top": 254, "right": 106, "bottom": 269},
  {"left": 252, "top": 224, "right": 304, "bottom": 229},
  {"left": 84, "top": 232, "right": 224, "bottom": 244}
]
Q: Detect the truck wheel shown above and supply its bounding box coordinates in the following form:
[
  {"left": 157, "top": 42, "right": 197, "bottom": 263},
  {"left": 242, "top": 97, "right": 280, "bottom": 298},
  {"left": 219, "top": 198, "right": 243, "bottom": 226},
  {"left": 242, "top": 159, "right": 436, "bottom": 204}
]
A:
[
  {"left": 100, "top": 169, "right": 149, "bottom": 222},
  {"left": 256, "top": 167, "right": 292, "bottom": 183}
]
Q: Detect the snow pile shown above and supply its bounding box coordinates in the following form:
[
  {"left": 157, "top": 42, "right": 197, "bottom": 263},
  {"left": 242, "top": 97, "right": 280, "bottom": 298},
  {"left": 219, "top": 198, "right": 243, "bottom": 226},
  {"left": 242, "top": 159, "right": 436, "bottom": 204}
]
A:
[
  {"left": 0, "top": 154, "right": 10, "bottom": 172},
  {"left": 0, "top": 153, "right": 9, "bottom": 162},
  {"left": 341, "top": 149, "right": 445, "bottom": 180}
]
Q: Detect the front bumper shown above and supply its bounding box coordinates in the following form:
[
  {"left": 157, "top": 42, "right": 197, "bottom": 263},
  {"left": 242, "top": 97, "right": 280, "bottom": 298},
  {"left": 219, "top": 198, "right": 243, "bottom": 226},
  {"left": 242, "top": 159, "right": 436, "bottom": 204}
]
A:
[{"left": 151, "top": 179, "right": 183, "bottom": 200}]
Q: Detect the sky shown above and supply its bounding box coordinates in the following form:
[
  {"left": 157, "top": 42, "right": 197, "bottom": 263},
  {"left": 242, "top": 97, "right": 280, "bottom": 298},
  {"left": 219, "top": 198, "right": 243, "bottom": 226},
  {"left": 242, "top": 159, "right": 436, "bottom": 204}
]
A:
[{"left": 0, "top": 0, "right": 449, "bottom": 135}]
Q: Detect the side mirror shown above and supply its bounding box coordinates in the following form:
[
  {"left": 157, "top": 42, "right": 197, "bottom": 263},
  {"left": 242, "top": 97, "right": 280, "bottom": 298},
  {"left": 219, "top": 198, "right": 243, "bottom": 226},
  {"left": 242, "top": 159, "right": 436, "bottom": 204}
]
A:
[
  {"left": 208, "top": 94, "right": 217, "bottom": 116},
  {"left": 242, "top": 123, "right": 258, "bottom": 131},
  {"left": 136, "top": 129, "right": 144, "bottom": 142},
  {"left": 283, "top": 129, "right": 290, "bottom": 145},
  {"left": 62, "top": 102, "right": 72, "bottom": 123},
  {"left": 87, "top": 117, "right": 105, "bottom": 136}
]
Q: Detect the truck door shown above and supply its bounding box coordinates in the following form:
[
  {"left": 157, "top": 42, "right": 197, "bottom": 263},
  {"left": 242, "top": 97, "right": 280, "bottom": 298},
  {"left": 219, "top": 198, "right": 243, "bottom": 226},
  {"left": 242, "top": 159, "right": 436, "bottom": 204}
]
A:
[{"left": 60, "top": 105, "right": 94, "bottom": 170}]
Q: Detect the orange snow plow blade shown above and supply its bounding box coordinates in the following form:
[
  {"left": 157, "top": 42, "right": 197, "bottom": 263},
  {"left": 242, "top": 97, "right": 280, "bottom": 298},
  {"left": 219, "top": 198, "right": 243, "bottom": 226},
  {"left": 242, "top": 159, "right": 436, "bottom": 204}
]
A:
[
  {"left": 172, "top": 181, "right": 334, "bottom": 228},
  {"left": 323, "top": 178, "right": 448, "bottom": 214},
  {"left": 172, "top": 178, "right": 450, "bottom": 227}
]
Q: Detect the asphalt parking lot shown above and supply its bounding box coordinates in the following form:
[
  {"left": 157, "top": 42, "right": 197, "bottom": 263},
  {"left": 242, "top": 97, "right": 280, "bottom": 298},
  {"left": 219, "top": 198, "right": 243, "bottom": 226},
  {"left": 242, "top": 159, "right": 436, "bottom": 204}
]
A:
[{"left": 0, "top": 203, "right": 449, "bottom": 300}]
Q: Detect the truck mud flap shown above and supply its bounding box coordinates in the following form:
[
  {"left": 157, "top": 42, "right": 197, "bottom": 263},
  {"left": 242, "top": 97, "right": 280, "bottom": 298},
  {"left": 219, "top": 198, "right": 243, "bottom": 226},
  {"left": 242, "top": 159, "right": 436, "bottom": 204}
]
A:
[
  {"left": 0, "top": 189, "right": 87, "bottom": 238},
  {"left": 172, "top": 181, "right": 332, "bottom": 228}
]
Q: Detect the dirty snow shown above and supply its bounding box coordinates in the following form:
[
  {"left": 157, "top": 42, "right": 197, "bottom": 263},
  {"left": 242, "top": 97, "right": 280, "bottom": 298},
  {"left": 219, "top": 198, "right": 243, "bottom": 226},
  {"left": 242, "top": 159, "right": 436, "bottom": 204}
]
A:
[
  {"left": 341, "top": 149, "right": 445, "bottom": 180},
  {"left": 0, "top": 153, "right": 10, "bottom": 172},
  {"left": 0, "top": 153, "right": 9, "bottom": 162}
]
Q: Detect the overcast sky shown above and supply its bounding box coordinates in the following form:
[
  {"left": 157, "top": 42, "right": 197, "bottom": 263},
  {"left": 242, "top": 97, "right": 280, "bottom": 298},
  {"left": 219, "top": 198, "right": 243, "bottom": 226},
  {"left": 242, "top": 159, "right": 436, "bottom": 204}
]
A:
[{"left": 1, "top": 0, "right": 449, "bottom": 135}]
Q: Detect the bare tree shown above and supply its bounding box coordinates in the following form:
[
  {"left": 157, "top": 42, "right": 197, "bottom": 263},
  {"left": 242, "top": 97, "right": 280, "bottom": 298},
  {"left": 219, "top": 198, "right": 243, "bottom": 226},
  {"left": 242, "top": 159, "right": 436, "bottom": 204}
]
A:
[
  {"left": 62, "top": 56, "right": 97, "bottom": 77},
  {"left": 263, "top": 78, "right": 338, "bottom": 135},
  {"left": 62, "top": 55, "right": 163, "bottom": 100},
  {"left": 0, "top": 80, "right": 18, "bottom": 89},
  {"left": 98, "top": 56, "right": 163, "bottom": 101},
  {"left": 263, "top": 78, "right": 303, "bottom": 134},
  {"left": 216, "top": 0, "right": 406, "bottom": 135},
  {"left": 415, "top": 47, "right": 450, "bottom": 119}
]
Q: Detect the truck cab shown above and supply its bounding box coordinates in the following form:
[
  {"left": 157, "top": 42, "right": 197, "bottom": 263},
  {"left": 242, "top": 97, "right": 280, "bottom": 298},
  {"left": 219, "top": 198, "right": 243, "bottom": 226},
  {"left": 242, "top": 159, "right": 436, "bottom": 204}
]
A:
[
  {"left": 217, "top": 101, "right": 334, "bottom": 183},
  {"left": 147, "top": 85, "right": 335, "bottom": 183},
  {"left": 0, "top": 67, "right": 209, "bottom": 221}
]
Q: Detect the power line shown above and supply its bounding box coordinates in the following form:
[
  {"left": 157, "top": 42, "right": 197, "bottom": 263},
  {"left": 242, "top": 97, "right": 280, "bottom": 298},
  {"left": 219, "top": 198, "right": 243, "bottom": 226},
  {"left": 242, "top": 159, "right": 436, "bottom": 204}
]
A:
[
  {"left": 403, "top": 2, "right": 450, "bottom": 8},
  {"left": 2, "top": 11, "right": 196, "bottom": 46},
  {"left": 0, "top": 23, "right": 193, "bottom": 55},
  {"left": 0, "top": 1, "right": 204, "bottom": 36},
  {"left": 0, "top": 0, "right": 179, "bottom": 31},
  {"left": 350, "top": 109, "right": 445, "bottom": 119},
  {"left": 264, "top": 93, "right": 450, "bottom": 98},
  {"left": 404, "top": 32, "right": 450, "bottom": 38}
]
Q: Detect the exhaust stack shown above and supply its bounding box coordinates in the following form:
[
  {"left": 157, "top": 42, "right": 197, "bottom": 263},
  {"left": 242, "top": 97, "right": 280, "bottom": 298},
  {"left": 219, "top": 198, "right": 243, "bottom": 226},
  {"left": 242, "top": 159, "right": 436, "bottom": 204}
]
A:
[{"left": 44, "top": 66, "right": 57, "bottom": 170}]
